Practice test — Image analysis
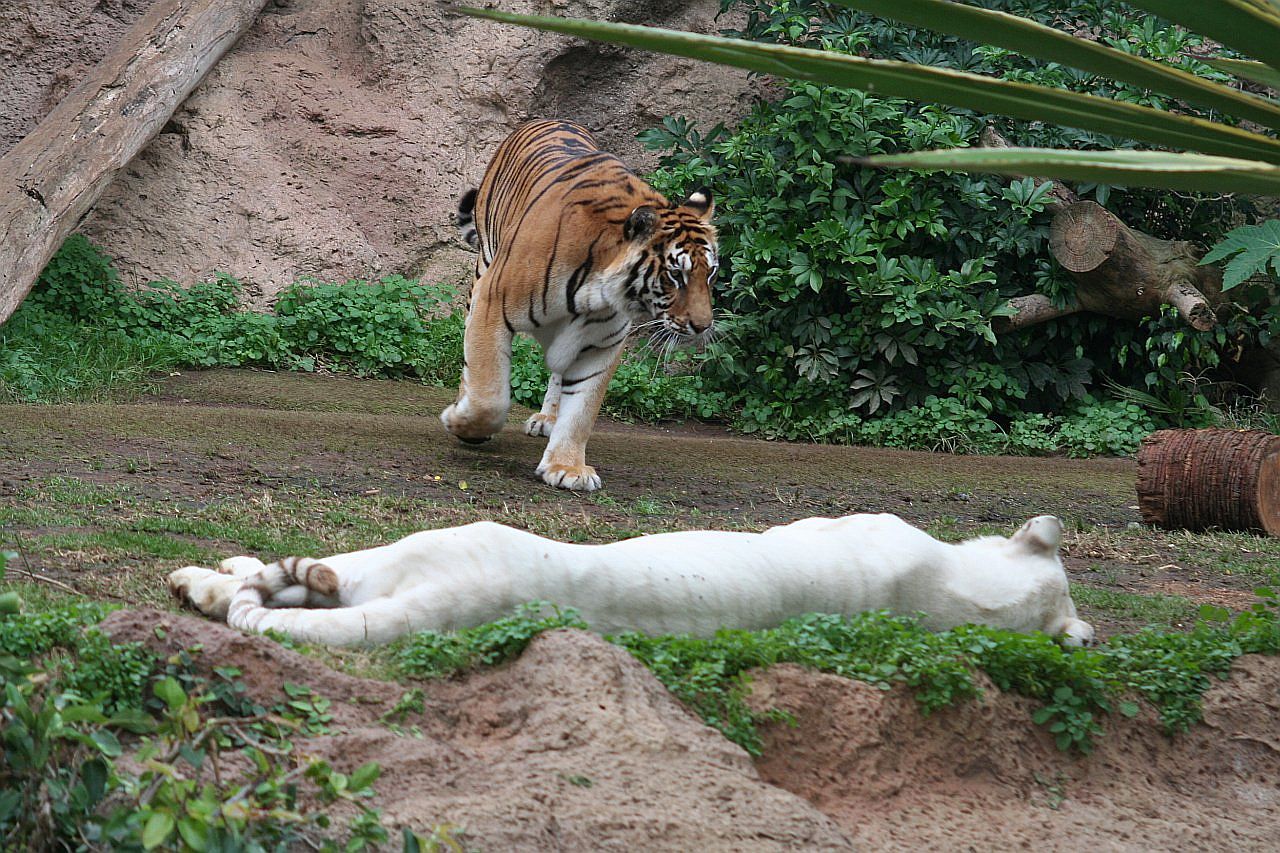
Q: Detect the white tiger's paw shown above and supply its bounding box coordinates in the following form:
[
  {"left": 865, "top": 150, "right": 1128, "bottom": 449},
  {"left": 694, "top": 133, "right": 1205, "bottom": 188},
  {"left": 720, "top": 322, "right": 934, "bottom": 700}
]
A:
[
  {"left": 1061, "top": 618, "right": 1097, "bottom": 648},
  {"left": 218, "top": 555, "right": 268, "bottom": 576},
  {"left": 538, "top": 462, "right": 602, "bottom": 492},
  {"left": 524, "top": 413, "right": 556, "bottom": 438},
  {"left": 168, "top": 566, "right": 241, "bottom": 620}
]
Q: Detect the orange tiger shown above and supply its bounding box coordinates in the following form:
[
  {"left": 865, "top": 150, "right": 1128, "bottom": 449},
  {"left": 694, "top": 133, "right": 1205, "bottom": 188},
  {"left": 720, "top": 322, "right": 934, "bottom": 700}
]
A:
[{"left": 444, "top": 119, "right": 718, "bottom": 491}]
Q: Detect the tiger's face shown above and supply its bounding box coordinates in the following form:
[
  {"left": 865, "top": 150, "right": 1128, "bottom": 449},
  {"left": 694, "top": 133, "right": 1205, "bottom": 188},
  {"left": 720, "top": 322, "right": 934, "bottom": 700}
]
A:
[{"left": 622, "top": 189, "right": 718, "bottom": 339}]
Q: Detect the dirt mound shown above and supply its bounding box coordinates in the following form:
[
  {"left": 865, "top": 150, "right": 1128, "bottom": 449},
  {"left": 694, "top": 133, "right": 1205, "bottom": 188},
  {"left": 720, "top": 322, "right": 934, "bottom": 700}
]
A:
[
  {"left": 101, "top": 609, "right": 851, "bottom": 850},
  {"left": 97, "top": 609, "right": 1280, "bottom": 850},
  {"left": 748, "top": 662, "right": 1280, "bottom": 851}
]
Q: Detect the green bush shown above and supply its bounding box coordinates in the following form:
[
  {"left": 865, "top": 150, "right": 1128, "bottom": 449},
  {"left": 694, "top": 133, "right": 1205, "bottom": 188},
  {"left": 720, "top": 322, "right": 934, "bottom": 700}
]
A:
[
  {"left": 639, "top": 0, "right": 1278, "bottom": 447},
  {"left": 3, "top": 236, "right": 719, "bottom": 426}
]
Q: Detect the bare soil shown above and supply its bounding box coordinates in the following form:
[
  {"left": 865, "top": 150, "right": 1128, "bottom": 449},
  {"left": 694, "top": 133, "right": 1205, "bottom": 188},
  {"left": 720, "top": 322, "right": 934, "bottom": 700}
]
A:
[
  {"left": 5, "top": 370, "right": 1280, "bottom": 848},
  {"left": 748, "top": 660, "right": 1280, "bottom": 850},
  {"left": 100, "top": 609, "right": 1280, "bottom": 851}
]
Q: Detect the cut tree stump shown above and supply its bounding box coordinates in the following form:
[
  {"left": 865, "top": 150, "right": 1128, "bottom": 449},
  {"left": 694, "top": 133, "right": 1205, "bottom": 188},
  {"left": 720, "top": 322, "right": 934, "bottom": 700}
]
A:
[
  {"left": 1137, "top": 429, "right": 1280, "bottom": 536},
  {"left": 0, "top": 0, "right": 270, "bottom": 326},
  {"left": 979, "top": 127, "right": 1224, "bottom": 334}
]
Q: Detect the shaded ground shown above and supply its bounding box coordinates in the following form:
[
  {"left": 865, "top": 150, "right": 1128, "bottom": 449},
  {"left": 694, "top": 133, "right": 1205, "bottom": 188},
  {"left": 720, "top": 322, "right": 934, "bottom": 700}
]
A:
[{"left": 2, "top": 369, "right": 1276, "bottom": 635}]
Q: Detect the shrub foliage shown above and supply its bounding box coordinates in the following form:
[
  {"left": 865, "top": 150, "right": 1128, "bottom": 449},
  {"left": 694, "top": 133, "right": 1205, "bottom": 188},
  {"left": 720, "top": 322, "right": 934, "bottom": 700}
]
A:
[
  {"left": 638, "top": 0, "right": 1278, "bottom": 446},
  {"left": 0, "top": 600, "right": 461, "bottom": 851}
]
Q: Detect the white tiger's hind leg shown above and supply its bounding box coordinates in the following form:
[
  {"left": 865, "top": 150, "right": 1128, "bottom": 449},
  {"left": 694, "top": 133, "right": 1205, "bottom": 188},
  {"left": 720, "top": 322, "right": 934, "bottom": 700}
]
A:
[
  {"left": 524, "top": 373, "right": 561, "bottom": 438},
  {"left": 172, "top": 556, "right": 337, "bottom": 622},
  {"left": 218, "top": 555, "right": 267, "bottom": 576}
]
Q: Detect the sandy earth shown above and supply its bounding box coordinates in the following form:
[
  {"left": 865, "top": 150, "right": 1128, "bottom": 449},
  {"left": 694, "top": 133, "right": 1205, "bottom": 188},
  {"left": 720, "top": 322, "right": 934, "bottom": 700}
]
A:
[{"left": 100, "top": 609, "right": 1280, "bottom": 851}]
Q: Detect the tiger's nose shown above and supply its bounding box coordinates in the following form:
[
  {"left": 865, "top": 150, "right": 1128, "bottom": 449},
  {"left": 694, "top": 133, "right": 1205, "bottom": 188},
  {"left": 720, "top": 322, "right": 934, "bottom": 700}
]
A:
[{"left": 689, "top": 318, "right": 712, "bottom": 334}]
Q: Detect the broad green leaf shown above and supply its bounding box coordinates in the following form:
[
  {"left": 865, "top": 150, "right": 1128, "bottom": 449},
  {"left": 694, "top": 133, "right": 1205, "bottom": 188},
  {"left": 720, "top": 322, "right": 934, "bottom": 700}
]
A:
[
  {"left": 142, "top": 812, "right": 175, "bottom": 850},
  {"left": 177, "top": 817, "right": 210, "bottom": 852},
  {"left": 0, "top": 790, "right": 21, "bottom": 823},
  {"left": 452, "top": 7, "right": 1280, "bottom": 164},
  {"left": 1199, "top": 219, "right": 1280, "bottom": 287},
  {"left": 1203, "top": 58, "right": 1280, "bottom": 92},
  {"left": 60, "top": 703, "right": 109, "bottom": 725},
  {"left": 350, "top": 761, "right": 381, "bottom": 793},
  {"left": 81, "top": 757, "right": 108, "bottom": 805},
  {"left": 1126, "top": 1, "right": 1280, "bottom": 73},
  {"left": 153, "top": 676, "right": 186, "bottom": 711},
  {"left": 106, "top": 707, "right": 157, "bottom": 733},
  {"left": 832, "top": 0, "right": 1280, "bottom": 130},
  {"left": 856, "top": 148, "right": 1280, "bottom": 195},
  {"left": 89, "top": 728, "right": 122, "bottom": 758}
]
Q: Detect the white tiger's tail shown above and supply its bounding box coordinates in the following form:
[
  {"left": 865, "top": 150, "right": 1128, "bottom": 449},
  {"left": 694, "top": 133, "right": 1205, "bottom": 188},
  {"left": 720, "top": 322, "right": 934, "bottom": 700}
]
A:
[{"left": 227, "top": 556, "right": 338, "bottom": 627}]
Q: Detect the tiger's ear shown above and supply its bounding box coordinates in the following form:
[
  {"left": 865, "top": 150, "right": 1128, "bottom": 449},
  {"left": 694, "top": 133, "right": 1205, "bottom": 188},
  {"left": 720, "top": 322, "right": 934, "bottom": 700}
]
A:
[
  {"left": 682, "top": 187, "right": 714, "bottom": 220},
  {"left": 624, "top": 206, "right": 659, "bottom": 241},
  {"left": 1009, "top": 515, "right": 1063, "bottom": 556}
]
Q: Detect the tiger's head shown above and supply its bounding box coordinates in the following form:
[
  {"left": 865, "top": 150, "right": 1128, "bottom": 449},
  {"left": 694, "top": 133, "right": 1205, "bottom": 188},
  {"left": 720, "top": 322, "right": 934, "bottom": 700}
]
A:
[{"left": 621, "top": 189, "right": 718, "bottom": 339}]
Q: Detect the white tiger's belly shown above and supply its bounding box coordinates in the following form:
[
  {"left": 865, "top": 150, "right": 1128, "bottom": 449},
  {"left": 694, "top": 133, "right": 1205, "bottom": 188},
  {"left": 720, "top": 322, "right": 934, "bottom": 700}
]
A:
[{"left": 420, "top": 528, "right": 908, "bottom": 636}]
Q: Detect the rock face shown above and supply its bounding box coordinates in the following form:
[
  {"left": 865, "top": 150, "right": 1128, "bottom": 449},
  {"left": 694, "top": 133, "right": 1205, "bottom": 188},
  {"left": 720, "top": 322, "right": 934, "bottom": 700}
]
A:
[{"left": 2, "top": 0, "right": 765, "bottom": 302}]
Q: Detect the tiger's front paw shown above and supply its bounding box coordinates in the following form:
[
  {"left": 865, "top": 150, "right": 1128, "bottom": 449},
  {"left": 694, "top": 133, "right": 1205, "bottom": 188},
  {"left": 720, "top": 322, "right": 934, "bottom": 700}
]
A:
[
  {"left": 524, "top": 413, "right": 556, "bottom": 438},
  {"left": 537, "top": 462, "right": 602, "bottom": 492}
]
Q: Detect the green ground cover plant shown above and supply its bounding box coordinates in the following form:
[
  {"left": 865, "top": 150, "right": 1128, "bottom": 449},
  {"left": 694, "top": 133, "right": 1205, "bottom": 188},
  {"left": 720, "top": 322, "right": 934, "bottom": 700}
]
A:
[
  {"left": 0, "top": 235, "right": 715, "bottom": 426},
  {"left": 0, "top": 595, "right": 453, "bottom": 851},
  {"left": 395, "top": 594, "right": 1280, "bottom": 757}
]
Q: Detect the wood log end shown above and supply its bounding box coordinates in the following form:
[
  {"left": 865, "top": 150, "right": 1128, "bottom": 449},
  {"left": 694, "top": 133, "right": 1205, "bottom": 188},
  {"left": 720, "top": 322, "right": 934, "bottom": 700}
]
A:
[
  {"left": 1049, "top": 201, "right": 1118, "bottom": 273},
  {"left": 1260, "top": 449, "right": 1280, "bottom": 537},
  {"left": 1169, "top": 284, "right": 1218, "bottom": 331}
]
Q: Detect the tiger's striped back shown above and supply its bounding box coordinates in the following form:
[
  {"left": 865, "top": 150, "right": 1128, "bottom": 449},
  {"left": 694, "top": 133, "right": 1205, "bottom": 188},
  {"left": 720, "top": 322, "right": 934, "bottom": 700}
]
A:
[{"left": 463, "top": 119, "right": 717, "bottom": 334}]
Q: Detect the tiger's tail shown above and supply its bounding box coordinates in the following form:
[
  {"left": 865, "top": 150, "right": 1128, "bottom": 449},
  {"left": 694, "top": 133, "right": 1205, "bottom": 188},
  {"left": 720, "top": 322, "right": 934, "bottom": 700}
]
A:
[
  {"left": 457, "top": 188, "right": 479, "bottom": 250},
  {"left": 227, "top": 556, "right": 338, "bottom": 629}
]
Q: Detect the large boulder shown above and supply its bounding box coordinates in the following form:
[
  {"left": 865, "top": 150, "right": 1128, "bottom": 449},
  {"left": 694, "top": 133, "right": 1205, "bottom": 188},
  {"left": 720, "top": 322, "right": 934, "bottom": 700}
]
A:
[{"left": 2, "top": 0, "right": 766, "bottom": 302}]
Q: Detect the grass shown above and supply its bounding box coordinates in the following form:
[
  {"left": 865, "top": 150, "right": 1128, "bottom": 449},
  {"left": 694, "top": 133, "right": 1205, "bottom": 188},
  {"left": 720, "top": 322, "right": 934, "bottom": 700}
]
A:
[
  {"left": 0, "top": 319, "right": 182, "bottom": 404},
  {"left": 1071, "top": 587, "right": 1199, "bottom": 628}
]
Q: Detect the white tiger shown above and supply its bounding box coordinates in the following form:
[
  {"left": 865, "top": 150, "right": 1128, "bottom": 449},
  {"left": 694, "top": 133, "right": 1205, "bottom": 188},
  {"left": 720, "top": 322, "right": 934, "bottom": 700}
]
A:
[{"left": 166, "top": 513, "right": 1094, "bottom": 647}]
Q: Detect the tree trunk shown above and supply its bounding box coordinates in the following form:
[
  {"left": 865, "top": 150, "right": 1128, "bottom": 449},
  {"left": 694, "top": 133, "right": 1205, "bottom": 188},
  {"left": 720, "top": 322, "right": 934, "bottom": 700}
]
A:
[
  {"left": 978, "top": 126, "right": 1223, "bottom": 333},
  {"left": 1048, "top": 201, "right": 1222, "bottom": 331},
  {"left": 0, "top": 0, "right": 269, "bottom": 325}
]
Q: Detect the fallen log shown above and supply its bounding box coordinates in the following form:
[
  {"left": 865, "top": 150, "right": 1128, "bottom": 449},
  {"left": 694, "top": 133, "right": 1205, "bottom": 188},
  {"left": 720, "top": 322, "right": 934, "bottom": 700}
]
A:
[
  {"left": 0, "top": 0, "right": 270, "bottom": 326},
  {"left": 980, "top": 127, "right": 1224, "bottom": 334},
  {"left": 1048, "top": 200, "right": 1222, "bottom": 332}
]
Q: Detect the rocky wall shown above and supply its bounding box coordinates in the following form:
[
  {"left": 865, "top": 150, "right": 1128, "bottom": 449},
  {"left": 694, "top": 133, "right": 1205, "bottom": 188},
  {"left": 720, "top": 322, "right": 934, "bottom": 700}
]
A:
[{"left": 2, "top": 0, "right": 766, "bottom": 302}]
